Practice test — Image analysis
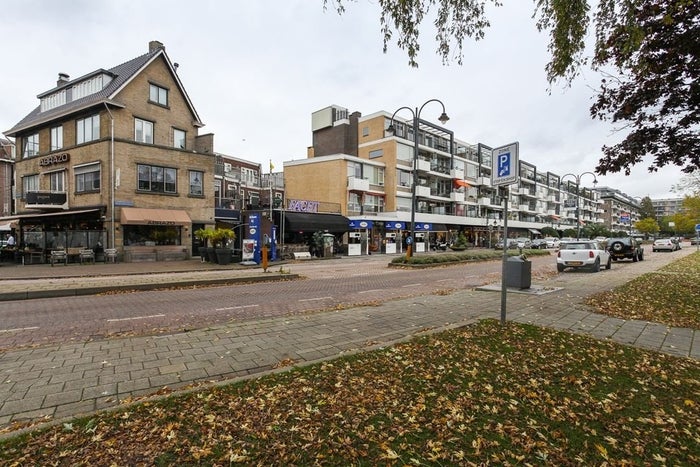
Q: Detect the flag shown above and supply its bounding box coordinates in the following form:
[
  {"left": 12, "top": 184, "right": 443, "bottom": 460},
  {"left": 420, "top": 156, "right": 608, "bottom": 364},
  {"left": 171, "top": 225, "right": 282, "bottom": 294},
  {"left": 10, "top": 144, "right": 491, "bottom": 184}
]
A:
[{"left": 269, "top": 160, "right": 275, "bottom": 172}]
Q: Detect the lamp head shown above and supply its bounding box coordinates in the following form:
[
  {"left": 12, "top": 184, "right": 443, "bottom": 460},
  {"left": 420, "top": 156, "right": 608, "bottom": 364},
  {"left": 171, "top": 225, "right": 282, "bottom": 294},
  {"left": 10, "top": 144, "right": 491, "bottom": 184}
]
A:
[
  {"left": 438, "top": 112, "right": 449, "bottom": 125},
  {"left": 386, "top": 123, "right": 395, "bottom": 135}
]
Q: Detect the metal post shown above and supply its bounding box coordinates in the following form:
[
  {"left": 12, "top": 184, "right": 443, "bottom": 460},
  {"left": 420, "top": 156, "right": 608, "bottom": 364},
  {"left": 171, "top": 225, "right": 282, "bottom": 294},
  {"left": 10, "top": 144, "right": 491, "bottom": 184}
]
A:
[
  {"left": 500, "top": 186, "right": 509, "bottom": 325},
  {"left": 409, "top": 109, "right": 419, "bottom": 257}
]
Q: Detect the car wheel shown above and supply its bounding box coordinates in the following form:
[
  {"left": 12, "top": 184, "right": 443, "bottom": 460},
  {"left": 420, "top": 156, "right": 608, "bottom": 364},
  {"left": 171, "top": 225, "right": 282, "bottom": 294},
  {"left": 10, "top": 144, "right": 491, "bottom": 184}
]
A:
[
  {"left": 605, "top": 257, "right": 612, "bottom": 270},
  {"left": 592, "top": 258, "right": 600, "bottom": 273},
  {"left": 557, "top": 264, "right": 564, "bottom": 272},
  {"left": 639, "top": 251, "right": 644, "bottom": 261},
  {"left": 632, "top": 252, "right": 638, "bottom": 262}
]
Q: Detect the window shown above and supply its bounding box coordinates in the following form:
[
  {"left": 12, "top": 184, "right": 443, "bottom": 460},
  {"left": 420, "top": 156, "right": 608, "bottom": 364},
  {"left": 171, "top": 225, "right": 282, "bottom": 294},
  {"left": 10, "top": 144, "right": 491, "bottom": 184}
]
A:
[
  {"left": 189, "top": 170, "right": 203, "bottom": 195},
  {"left": 347, "top": 162, "right": 362, "bottom": 179},
  {"left": 49, "top": 171, "right": 65, "bottom": 192},
  {"left": 367, "top": 166, "right": 385, "bottom": 186},
  {"left": 362, "top": 126, "right": 369, "bottom": 137},
  {"left": 23, "top": 133, "right": 39, "bottom": 158},
  {"left": 22, "top": 174, "right": 39, "bottom": 197},
  {"left": 173, "top": 129, "right": 186, "bottom": 149},
  {"left": 51, "top": 126, "right": 63, "bottom": 150},
  {"left": 76, "top": 115, "right": 100, "bottom": 144},
  {"left": 138, "top": 164, "right": 176, "bottom": 193},
  {"left": 135, "top": 118, "right": 154, "bottom": 144},
  {"left": 369, "top": 149, "right": 383, "bottom": 159},
  {"left": 364, "top": 194, "right": 385, "bottom": 213},
  {"left": 149, "top": 84, "right": 168, "bottom": 106},
  {"left": 75, "top": 163, "right": 101, "bottom": 193}
]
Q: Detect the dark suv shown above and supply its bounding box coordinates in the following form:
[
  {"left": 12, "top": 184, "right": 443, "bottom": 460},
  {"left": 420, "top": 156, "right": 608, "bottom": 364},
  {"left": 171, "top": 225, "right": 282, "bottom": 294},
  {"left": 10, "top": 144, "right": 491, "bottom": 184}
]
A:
[{"left": 606, "top": 237, "right": 644, "bottom": 262}]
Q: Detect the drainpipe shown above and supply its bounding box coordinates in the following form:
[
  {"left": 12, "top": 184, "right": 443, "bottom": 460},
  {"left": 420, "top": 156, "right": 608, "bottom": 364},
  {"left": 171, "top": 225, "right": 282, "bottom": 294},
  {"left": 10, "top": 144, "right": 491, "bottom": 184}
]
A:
[{"left": 104, "top": 103, "right": 115, "bottom": 249}]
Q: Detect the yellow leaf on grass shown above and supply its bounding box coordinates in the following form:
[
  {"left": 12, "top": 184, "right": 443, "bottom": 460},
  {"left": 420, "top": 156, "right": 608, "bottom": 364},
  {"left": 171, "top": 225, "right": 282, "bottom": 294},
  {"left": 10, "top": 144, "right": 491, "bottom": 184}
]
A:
[{"left": 595, "top": 443, "right": 608, "bottom": 460}]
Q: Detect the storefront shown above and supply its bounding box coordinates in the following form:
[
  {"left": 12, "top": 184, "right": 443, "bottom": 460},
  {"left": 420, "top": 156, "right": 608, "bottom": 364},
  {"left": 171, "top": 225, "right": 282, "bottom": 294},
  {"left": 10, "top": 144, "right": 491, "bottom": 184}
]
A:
[
  {"left": 0, "top": 208, "right": 106, "bottom": 264},
  {"left": 119, "top": 207, "right": 192, "bottom": 262}
]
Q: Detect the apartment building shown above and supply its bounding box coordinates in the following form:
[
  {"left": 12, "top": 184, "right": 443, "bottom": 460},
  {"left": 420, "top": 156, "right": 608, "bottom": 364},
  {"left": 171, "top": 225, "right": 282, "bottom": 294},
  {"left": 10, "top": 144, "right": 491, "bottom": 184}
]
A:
[
  {"left": 2, "top": 41, "right": 215, "bottom": 262},
  {"left": 285, "top": 105, "right": 604, "bottom": 254},
  {"left": 651, "top": 197, "right": 685, "bottom": 219}
]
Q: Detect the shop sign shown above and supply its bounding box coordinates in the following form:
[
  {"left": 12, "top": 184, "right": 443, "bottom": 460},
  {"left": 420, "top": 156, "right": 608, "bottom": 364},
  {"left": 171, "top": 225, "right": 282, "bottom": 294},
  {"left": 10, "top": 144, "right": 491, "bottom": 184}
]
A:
[
  {"left": 40, "top": 152, "right": 70, "bottom": 167},
  {"left": 287, "top": 199, "right": 319, "bottom": 213},
  {"left": 147, "top": 220, "right": 177, "bottom": 225}
]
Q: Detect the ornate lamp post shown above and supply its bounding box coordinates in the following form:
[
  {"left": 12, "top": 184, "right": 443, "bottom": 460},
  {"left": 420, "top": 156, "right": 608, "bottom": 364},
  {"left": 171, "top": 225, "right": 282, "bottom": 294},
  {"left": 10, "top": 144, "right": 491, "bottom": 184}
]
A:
[
  {"left": 387, "top": 99, "right": 449, "bottom": 257},
  {"left": 560, "top": 172, "right": 598, "bottom": 240}
]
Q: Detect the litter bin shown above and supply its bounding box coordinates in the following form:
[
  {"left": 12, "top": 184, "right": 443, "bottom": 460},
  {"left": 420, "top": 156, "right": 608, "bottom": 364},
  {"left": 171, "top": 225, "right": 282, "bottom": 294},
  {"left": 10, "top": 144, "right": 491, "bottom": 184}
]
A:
[{"left": 505, "top": 255, "right": 531, "bottom": 289}]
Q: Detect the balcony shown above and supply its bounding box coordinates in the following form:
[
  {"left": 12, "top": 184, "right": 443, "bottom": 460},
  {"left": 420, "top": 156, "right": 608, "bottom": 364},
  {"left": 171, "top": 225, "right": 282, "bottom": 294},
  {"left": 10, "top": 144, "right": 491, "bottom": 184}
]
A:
[
  {"left": 25, "top": 191, "right": 67, "bottom": 209},
  {"left": 450, "top": 192, "right": 465, "bottom": 203},
  {"left": 415, "top": 185, "right": 431, "bottom": 197},
  {"left": 450, "top": 168, "right": 464, "bottom": 180},
  {"left": 347, "top": 176, "right": 370, "bottom": 192},
  {"left": 416, "top": 159, "right": 431, "bottom": 172},
  {"left": 477, "top": 177, "right": 491, "bottom": 187}
]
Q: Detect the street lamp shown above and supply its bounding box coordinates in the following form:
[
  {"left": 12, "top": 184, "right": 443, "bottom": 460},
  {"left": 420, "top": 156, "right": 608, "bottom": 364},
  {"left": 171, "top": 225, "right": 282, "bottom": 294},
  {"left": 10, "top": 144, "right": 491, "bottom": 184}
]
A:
[
  {"left": 387, "top": 99, "right": 449, "bottom": 257},
  {"left": 560, "top": 172, "right": 598, "bottom": 240}
]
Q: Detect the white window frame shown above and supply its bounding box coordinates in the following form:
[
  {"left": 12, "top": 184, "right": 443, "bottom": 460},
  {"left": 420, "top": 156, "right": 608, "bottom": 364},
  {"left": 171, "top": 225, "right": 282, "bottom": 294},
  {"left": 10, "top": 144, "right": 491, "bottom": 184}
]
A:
[
  {"left": 173, "top": 128, "right": 186, "bottom": 149},
  {"left": 51, "top": 126, "right": 63, "bottom": 151},
  {"left": 135, "top": 118, "right": 154, "bottom": 144},
  {"left": 76, "top": 115, "right": 100, "bottom": 144},
  {"left": 189, "top": 170, "right": 203, "bottom": 196},
  {"left": 22, "top": 174, "right": 39, "bottom": 198},
  {"left": 49, "top": 171, "right": 65, "bottom": 192},
  {"left": 149, "top": 84, "right": 168, "bottom": 106},
  {"left": 75, "top": 162, "right": 101, "bottom": 193},
  {"left": 23, "top": 133, "right": 39, "bottom": 158}
]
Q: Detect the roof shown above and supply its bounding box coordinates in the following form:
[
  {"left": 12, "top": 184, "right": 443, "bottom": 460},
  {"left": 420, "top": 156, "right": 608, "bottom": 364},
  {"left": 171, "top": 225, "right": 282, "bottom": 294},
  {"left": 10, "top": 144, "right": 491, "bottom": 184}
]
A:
[{"left": 5, "top": 44, "right": 203, "bottom": 136}]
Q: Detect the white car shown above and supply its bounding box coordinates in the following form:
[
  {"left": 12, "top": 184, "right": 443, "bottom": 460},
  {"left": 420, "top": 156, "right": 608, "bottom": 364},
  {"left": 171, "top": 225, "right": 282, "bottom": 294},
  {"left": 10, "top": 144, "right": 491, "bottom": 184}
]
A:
[
  {"left": 544, "top": 237, "right": 560, "bottom": 248},
  {"left": 557, "top": 241, "right": 612, "bottom": 273},
  {"left": 652, "top": 238, "right": 676, "bottom": 252}
]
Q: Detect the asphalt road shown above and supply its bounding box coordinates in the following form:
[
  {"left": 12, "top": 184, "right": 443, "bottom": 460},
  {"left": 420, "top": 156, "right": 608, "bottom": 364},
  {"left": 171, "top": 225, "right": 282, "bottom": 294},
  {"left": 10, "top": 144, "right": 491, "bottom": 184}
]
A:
[{"left": 0, "top": 250, "right": 679, "bottom": 350}]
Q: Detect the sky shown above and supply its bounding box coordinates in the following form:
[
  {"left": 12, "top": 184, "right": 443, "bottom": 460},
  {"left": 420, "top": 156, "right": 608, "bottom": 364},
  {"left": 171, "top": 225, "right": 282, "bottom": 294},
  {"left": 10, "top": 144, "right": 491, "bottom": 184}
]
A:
[{"left": 0, "top": 0, "right": 688, "bottom": 199}]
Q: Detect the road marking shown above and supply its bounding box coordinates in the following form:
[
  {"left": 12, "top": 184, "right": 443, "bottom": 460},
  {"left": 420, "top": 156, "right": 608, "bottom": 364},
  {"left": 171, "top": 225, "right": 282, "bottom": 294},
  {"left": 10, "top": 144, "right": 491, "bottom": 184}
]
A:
[
  {"left": 436, "top": 279, "right": 453, "bottom": 283},
  {"left": 358, "top": 289, "right": 384, "bottom": 294},
  {"left": 215, "top": 304, "right": 260, "bottom": 311},
  {"left": 0, "top": 326, "right": 39, "bottom": 333},
  {"left": 107, "top": 314, "right": 165, "bottom": 322},
  {"left": 298, "top": 297, "right": 332, "bottom": 302},
  {"left": 402, "top": 283, "right": 422, "bottom": 288}
]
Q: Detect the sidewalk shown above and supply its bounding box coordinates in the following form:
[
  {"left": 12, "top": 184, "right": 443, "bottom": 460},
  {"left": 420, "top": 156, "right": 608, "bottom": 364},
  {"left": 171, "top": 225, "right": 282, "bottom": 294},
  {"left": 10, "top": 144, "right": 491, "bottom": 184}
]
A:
[{"left": 1, "top": 250, "right": 698, "bottom": 436}]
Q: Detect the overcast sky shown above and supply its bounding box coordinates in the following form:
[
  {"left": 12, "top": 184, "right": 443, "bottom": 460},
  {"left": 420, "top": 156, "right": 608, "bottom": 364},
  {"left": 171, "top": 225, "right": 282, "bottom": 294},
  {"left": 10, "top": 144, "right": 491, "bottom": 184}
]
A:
[{"left": 1, "top": 0, "right": 688, "bottom": 199}]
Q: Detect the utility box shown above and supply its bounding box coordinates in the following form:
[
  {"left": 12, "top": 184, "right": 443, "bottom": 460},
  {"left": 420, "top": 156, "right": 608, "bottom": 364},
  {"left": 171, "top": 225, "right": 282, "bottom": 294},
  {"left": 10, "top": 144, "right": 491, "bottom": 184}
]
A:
[{"left": 505, "top": 256, "right": 531, "bottom": 289}]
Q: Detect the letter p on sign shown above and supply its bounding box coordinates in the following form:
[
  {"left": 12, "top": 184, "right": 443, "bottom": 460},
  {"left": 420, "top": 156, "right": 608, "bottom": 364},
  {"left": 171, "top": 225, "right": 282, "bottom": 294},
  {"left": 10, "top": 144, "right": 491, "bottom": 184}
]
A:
[{"left": 498, "top": 153, "right": 511, "bottom": 177}]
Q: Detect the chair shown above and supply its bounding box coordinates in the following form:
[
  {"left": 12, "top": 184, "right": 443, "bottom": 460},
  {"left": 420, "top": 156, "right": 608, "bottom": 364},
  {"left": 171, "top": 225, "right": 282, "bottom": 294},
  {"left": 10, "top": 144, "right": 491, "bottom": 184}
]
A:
[
  {"left": 79, "top": 249, "right": 95, "bottom": 265},
  {"left": 104, "top": 248, "right": 118, "bottom": 263},
  {"left": 50, "top": 250, "right": 68, "bottom": 266}
]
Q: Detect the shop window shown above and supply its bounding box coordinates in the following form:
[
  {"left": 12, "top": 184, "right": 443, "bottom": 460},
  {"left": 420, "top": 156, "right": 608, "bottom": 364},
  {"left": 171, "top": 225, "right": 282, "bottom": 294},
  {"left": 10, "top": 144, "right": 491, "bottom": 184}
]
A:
[{"left": 124, "top": 225, "right": 181, "bottom": 246}]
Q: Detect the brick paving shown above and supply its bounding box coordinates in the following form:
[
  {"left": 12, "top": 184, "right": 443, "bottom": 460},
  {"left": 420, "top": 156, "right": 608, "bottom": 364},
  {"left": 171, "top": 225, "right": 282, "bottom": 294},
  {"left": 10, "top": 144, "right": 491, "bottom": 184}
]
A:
[{"left": 0, "top": 248, "right": 697, "bottom": 436}]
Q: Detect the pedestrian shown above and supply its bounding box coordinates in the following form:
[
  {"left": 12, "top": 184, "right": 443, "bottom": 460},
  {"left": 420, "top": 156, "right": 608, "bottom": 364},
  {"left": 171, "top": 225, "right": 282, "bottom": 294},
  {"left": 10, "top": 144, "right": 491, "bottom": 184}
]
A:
[{"left": 6, "top": 232, "right": 15, "bottom": 247}]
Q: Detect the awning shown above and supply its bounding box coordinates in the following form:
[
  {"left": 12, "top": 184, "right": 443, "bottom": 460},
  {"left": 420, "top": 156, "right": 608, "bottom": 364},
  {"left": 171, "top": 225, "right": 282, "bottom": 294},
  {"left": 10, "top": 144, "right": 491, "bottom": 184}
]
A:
[
  {"left": 453, "top": 179, "right": 471, "bottom": 188},
  {"left": 0, "top": 219, "right": 17, "bottom": 231},
  {"left": 431, "top": 224, "right": 448, "bottom": 231},
  {"left": 120, "top": 207, "right": 191, "bottom": 226},
  {"left": 529, "top": 229, "right": 541, "bottom": 235},
  {"left": 0, "top": 208, "right": 101, "bottom": 221},
  {"left": 282, "top": 212, "right": 350, "bottom": 233}
]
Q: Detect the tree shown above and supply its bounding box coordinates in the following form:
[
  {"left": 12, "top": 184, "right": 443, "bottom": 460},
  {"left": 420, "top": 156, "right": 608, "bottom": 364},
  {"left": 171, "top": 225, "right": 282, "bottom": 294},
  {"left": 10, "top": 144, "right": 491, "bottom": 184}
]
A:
[
  {"left": 635, "top": 217, "right": 660, "bottom": 237},
  {"left": 672, "top": 172, "right": 700, "bottom": 196},
  {"left": 326, "top": 0, "right": 700, "bottom": 175},
  {"left": 638, "top": 196, "right": 656, "bottom": 221}
]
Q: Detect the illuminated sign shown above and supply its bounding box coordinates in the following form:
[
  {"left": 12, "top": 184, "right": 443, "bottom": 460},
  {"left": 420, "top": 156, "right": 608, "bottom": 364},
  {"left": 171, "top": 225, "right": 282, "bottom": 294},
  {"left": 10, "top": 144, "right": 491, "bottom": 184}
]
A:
[{"left": 39, "top": 152, "right": 70, "bottom": 167}]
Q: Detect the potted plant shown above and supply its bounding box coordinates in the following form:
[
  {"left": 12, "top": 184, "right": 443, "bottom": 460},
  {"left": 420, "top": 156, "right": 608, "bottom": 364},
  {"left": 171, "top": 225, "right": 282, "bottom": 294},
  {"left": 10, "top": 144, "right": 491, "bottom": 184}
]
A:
[
  {"left": 212, "top": 228, "right": 236, "bottom": 265},
  {"left": 194, "top": 228, "right": 212, "bottom": 261}
]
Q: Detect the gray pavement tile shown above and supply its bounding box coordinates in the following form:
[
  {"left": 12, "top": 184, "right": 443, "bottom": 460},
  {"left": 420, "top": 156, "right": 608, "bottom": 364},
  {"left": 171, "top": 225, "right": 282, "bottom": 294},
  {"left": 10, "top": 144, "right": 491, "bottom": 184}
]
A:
[
  {"left": 82, "top": 383, "right": 118, "bottom": 400},
  {"left": 53, "top": 400, "right": 98, "bottom": 420},
  {"left": 43, "top": 389, "right": 83, "bottom": 407},
  {"left": 0, "top": 395, "right": 46, "bottom": 418}
]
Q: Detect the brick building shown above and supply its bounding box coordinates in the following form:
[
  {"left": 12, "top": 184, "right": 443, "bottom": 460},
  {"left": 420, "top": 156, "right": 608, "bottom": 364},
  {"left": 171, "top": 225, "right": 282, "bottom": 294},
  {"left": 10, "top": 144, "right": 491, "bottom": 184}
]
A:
[{"left": 3, "top": 41, "right": 215, "bottom": 262}]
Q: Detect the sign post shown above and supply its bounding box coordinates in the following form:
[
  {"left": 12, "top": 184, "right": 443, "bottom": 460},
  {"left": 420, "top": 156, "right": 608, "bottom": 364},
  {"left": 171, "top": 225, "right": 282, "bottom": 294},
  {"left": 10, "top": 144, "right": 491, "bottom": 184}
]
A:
[
  {"left": 695, "top": 223, "right": 700, "bottom": 251},
  {"left": 491, "top": 142, "right": 519, "bottom": 326}
]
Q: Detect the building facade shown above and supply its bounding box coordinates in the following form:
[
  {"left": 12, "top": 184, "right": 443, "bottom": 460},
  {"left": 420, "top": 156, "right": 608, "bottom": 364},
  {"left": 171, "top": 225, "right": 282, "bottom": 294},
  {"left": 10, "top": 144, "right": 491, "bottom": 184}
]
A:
[
  {"left": 285, "top": 105, "right": 605, "bottom": 254},
  {"left": 3, "top": 41, "right": 215, "bottom": 262},
  {"left": 0, "top": 138, "right": 14, "bottom": 220}
]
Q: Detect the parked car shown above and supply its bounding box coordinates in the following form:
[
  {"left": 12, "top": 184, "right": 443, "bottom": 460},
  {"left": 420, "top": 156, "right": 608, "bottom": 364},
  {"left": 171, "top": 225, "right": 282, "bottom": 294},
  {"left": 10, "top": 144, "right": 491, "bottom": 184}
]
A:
[
  {"left": 530, "top": 238, "right": 548, "bottom": 249},
  {"left": 606, "top": 237, "right": 644, "bottom": 262},
  {"left": 557, "top": 241, "right": 612, "bottom": 273},
  {"left": 514, "top": 237, "right": 532, "bottom": 249},
  {"left": 652, "top": 238, "right": 676, "bottom": 252},
  {"left": 691, "top": 237, "right": 700, "bottom": 246},
  {"left": 543, "top": 237, "right": 560, "bottom": 248}
]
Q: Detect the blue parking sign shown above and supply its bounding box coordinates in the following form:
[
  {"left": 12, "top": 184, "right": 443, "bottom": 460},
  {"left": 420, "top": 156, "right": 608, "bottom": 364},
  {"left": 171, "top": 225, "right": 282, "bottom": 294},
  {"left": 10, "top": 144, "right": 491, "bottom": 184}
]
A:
[{"left": 498, "top": 152, "right": 511, "bottom": 177}]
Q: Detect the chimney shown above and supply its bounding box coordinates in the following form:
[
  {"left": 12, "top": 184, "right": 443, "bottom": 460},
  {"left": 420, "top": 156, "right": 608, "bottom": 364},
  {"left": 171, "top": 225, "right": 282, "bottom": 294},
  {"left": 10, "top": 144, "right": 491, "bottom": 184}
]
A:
[
  {"left": 57, "top": 73, "right": 70, "bottom": 86},
  {"left": 149, "top": 40, "right": 164, "bottom": 53}
]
